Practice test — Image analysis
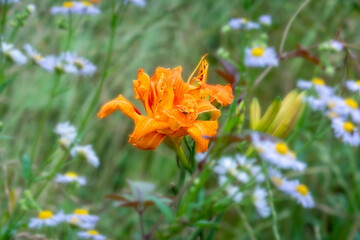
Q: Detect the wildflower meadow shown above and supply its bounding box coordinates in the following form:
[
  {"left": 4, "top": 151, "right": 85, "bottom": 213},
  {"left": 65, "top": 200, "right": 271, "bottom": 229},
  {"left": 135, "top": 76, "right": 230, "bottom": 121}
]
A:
[{"left": 1, "top": 0, "right": 360, "bottom": 239}]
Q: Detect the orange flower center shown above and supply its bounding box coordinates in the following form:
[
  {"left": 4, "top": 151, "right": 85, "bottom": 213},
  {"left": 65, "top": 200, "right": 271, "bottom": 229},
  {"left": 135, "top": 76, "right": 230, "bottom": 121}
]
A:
[{"left": 251, "top": 47, "right": 265, "bottom": 57}]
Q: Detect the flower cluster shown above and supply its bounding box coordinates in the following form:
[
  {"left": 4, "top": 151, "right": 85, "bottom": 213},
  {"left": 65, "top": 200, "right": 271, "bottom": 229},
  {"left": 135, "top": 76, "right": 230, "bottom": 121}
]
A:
[
  {"left": 1, "top": 42, "right": 27, "bottom": 66},
  {"left": 54, "top": 122, "right": 100, "bottom": 168},
  {"left": 213, "top": 154, "right": 270, "bottom": 217},
  {"left": 24, "top": 45, "right": 97, "bottom": 76},
  {"left": 29, "top": 209, "right": 106, "bottom": 240},
  {"left": 252, "top": 133, "right": 314, "bottom": 208},
  {"left": 228, "top": 15, "right": 271, "bottom": 30},
  {"left": 298, "top": 77, "right": 360, "bottom": 146}
]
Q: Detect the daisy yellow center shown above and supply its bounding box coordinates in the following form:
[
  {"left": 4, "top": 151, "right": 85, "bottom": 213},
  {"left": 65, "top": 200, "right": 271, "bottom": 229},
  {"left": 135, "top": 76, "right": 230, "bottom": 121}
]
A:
[
  {"left": 272, "top": 176, "right": 282, "bottom": 186},
  {"left": 275, "top": 142, "right": 288, "bottom": 155},
  {"left": 345, "top": 98, "right": 358, "bottom": 109},
  {"left": 256, "top": 147, "right": 264, "bottom": 153},
  {"left": 65, "top": 172, "right": 78, "bottom": 178},
  {"left": 33, "top": 54, "right": 42, "bottom": 61},
  {"left": 327, "top": 100, "right": 335, "bottom": 109},
  {"left": 87, "top": 230, "right": 99, "bottom": 235},
  {"left": 74, "top": 59, "right": 84, "bottom": 69},
  {"left": 228, "top": 168, "right": 237, "bottom": 176},
  {"left": 343, "top": 122, "right": 355, "bottom": 133},
  {"left": 327, "top": 111, "right": 338, "bottom": 118},
  {"left": 63, "top": 2, "right": 75, "bottom": 8},
  {"left": 242, "top": 18, "right": 248, "bottom": 23},
  {"left": 296, "top": 184, "right": 309, "bottom": 196},
  {"left": 74, "top": 209, "right": 89, "bottom": 215},
  {"left": 71, "top": 217, "right": 78, "bottom": 223},
  {"left": 38, "top": 210, "right": 53, "bottom": 219},
  {"left": 251, "top": 47, "right": 265, "bottom": 57},
  {"left": 81, "top": 1, "right": 92, "bottom": 6},
  {"left": 356, "top": 80, "right": 360, "bottom": 86},
  {"left": 311, "top": 78, "right": 325, "bottom": 86}
]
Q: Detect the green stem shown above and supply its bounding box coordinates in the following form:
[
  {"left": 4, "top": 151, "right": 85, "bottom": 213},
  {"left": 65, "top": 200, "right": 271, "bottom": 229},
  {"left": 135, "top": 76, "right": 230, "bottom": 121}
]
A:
[
  {"left": 262, "top": 161, "right": 281, "bottom": 240},
  {"left": 64, "top": 13, "right": 73, "bottom": 50},
  {"left": 174, "top": 144, "right": 192, "bottom": 173},
  {"left": 30, "top": 74, "right": 62, "bottom": 161},
  {"left": 0, "top": 1, "right": 9, "bottom": 84},
  {"left": 76, "top": 0, "right": 122, "bottom": 137}
]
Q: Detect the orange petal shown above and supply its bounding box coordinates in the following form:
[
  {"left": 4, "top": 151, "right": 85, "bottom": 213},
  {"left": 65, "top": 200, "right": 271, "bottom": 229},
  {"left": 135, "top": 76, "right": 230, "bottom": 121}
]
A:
[
  {"left": 98, "top": 95, "right": 141, "bottom": 119},
  {"left": 187, "top": 121, "right": 218, "bottom": 153},
  {"left": 134, "top": 69, "right": 153, "bottom": 116},
  {"left": 129, "top": 115, "right": 171, "bottom": 150},
  {"left": 130, "top": 131, "right": 166, "bottom": 150},
  {"left": 169, "top": 67, "right": 190, "bottom": 104},
  {"left": 205, "top": 84, "right": 234, "bottom": 106},
  {"left": 197, "top": 99, "right": 221, "bottom": 120}
]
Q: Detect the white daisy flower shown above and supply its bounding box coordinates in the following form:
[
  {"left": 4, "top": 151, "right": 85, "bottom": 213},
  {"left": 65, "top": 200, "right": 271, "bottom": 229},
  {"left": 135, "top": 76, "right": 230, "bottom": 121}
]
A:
[
  {"left": 228, "top": 18, "right": 260, "bottom": 30},
  {"left": 77, "top": 230, "right": 106, "bottom": 240},
  {"left": 346, "top": 80, "right": 360, "bottom": 93},
  {"left": 23, "top": 44, "right": 44, "bottom": 65},
  {"left": 214, "top": 156, "right": 249, "bottom": 183},
  {"left": 225, "top": 184, "right": 243, "bottom": 203},
  {"left": 55, "top": 172, "right": 86, "bottom": 186},
  {"left": 51, "top": 1, "right": 100, "bottom": 15},
  {"left": 302, "top": 95, "right": 329, "bottom": 112},
  {"left": 331, "top": 118, "right": 360, "bottom": 146},
  {"left": 1, "top": 42, "right": 27, "bottom": 66},
  {"left": 297, "top": 78, "right": 334, "bottom": 97},
  {"left": 124, "top": 0, "right": 146, "bottom": 8},
  {"left": 28, "top": 210, "right": 64, "bottom": 229},
  {"left": 244, "top": 46, "right": 278, "bottom": 68},
  {"left": 252, "top": 187, "right": 270, "bottom": 218},
  {"left": 26, "top": 4, "right": 36, "bottom": 14},
  {"left": 71, "top": 145, "right": 100, "bottom": 168},
  {"left": 330, "top": 97, "right": 360, "bottom": 123},
  {"left": 268, "top": 168, "right": 294, "bottom": 193},
  {"left": 259, "top": 15, "right": 271, "bottom": 25},
  {"left": 66, "top": 209, "right": 99, "bottom": 229},
  {"left": 252, "top": 133, "right": 306, "bottom": 172},
  {"left": 250, "top": 165, "right": 265, "bottom": 183},
  {"left": 287, "top": 181, "right": 314, "bottom": 208},
  {"left": 54, "top": 122, "right": 77, "bottom": 148},
  {"left": 63, "top": 52, "right": 97, "bottom": 77}
]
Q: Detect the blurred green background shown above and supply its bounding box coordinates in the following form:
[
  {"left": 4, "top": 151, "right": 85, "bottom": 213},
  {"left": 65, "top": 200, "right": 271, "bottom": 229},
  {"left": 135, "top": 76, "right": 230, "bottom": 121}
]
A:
[{"left": 2, "top": 0, "right": 360, "bottom": 239}]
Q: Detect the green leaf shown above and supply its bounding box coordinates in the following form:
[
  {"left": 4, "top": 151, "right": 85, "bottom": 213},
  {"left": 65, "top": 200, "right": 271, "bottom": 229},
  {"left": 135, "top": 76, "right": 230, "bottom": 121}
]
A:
[
  {"left": 0, "top": 79, "right": 14, "bottom": 94},
  {"left": 147, "top": 196, "right": 175, "bottom": 223},
  {"left": 195, "top": 220, "right": 218, "bottom": 228},
  {"left": 21, "top": 154, "right": 33, "bottom": 182}
]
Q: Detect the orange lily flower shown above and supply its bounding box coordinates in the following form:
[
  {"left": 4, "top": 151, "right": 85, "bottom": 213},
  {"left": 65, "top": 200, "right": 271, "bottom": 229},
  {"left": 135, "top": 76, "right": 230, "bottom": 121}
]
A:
[{"left": 98, "top": 56, "right": 233, "bottom": 153}]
